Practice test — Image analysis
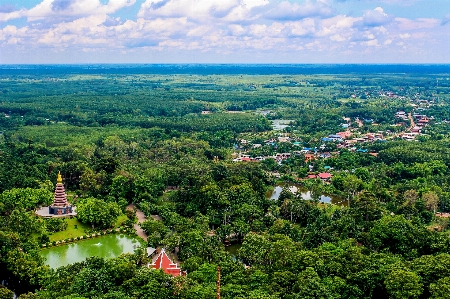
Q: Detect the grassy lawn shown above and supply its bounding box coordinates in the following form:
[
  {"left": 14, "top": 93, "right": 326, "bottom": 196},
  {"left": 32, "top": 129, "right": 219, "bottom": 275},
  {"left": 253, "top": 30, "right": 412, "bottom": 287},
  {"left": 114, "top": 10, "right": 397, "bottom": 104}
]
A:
[
  {"left": 115, "top": 214, "right": 128, "bottom": 228},
  {"left": 49, "top": 218, "right": 90, "bottom": 242},
  {"left": 48, "top": 214, "right": 129, "bottom": 242}
]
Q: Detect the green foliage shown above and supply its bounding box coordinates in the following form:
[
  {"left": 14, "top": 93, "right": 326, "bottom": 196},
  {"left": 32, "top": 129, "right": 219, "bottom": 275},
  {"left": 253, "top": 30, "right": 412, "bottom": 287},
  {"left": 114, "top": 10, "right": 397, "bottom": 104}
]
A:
[
  {"left": 364, "top": 215, "right": 433, "bottom": 259},
  {"left": 0, "top": 188, "right": 53, "bottom": 215},
  {"left": 384, "top": 269, "right": 423, "bottom": 299},
  {"left": 0, "top": 287, "right": 14, "bottom": 299},
  {"left": 76, "top": 198, "right": 121, "bottom": 229},
  {"left": 140, "top": 219, "right": 170, "bottom": 247},
  {"left": 429, "top": 276, "right": 450, "bottom": 299},
  {"left": 7, "top": 209, "right": 40, "bottom": 239},
  {"left": 0, "top": 69, "right": 449, "bottom": 298},
  {"left": 291, "top": 267, "right": 334, "bottom": 299},
  {"left": 44, "top": 218, "right": 68, "bottom": 233}
]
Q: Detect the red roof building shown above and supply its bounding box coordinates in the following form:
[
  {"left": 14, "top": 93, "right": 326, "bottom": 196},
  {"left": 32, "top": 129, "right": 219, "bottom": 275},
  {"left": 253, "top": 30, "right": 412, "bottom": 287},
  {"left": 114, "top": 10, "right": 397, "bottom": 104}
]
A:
[
  {"left": 337, "top": 131, "right": 352, "bottom": 139},
  {"left": 151, "top": 249, "right": 182, "bottom": 277},
  {"left": 304, "top": 154, "right": 315, "bottom": 162},
  {"left": 317, "top": 173, "right": 332, "bottom": 180}
]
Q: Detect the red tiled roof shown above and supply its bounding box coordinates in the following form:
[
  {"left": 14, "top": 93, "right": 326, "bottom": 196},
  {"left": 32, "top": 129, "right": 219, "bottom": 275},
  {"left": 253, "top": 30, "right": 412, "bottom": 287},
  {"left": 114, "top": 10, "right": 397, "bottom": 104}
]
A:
[
  {"left": 304, "top": 154, "right": 315, "bottom": 162},
  {"left": 151, "top": 249, "right": 181, "bottom": 277},
  {"left": 337, "top": 131, "right": 352, "bottom": 139},
  {"left": 317, "top": 173, "right": 332, "bottom": 179}
]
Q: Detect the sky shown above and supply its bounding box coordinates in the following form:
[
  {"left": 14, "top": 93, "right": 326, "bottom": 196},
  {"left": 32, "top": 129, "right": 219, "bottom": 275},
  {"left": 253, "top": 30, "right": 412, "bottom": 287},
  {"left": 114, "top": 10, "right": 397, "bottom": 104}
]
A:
[{"left": 0, "top": 0, "right": 449, "bottom": 64}]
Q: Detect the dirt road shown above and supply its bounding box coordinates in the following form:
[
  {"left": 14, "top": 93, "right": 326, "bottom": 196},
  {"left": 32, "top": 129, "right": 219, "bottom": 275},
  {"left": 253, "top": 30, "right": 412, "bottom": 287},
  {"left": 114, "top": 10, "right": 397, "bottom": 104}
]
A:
[
  {"left": 407, "top": 112, "right": 415, "bottom": 131},
  {"left": 127, "top": 204, "right": 148, "bottom": 242}
]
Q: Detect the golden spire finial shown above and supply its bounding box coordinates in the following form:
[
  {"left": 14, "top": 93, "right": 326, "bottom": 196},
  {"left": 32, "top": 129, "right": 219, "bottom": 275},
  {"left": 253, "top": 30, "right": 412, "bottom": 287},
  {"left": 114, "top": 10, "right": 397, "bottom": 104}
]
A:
[{"left": 57, "top": 172, "right": 63, "bottom": 184}]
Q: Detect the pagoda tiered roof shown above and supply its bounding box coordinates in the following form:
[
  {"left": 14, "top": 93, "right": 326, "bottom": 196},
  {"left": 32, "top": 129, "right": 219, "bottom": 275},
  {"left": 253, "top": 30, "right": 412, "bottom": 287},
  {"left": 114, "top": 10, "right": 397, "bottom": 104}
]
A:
[{"left": 52, "top": 172, "right": 70, "bottom": 207}]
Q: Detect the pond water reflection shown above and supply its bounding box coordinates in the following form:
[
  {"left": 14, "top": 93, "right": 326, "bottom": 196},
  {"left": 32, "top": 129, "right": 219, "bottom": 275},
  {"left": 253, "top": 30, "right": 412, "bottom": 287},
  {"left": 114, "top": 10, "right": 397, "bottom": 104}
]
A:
[
  {"left": 40, "top": 234, "right": 141, "bottom": 269},
  {"left": 271, "top": 119, "right": 294, "bottom": 131},
  {"left": 268, "top": 185, "right": 347, "bottom": 206}
]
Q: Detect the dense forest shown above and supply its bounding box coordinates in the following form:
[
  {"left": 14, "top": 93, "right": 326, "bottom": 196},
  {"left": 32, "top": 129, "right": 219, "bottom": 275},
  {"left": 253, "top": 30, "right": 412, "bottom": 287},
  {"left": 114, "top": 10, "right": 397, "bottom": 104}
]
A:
[{"left": 0, "top": 65, "right": 449, "bottom": 299}]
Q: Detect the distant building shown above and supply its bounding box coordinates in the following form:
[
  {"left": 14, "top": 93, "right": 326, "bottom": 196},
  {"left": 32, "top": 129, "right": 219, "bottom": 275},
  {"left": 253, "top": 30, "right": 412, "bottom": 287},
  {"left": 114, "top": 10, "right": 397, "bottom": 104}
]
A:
[
  {"left": 328, "top": 134, "right": 344, "bottom": 141},
  {"left": 336, "top": 131, "right": 352, "bottom": 139}
]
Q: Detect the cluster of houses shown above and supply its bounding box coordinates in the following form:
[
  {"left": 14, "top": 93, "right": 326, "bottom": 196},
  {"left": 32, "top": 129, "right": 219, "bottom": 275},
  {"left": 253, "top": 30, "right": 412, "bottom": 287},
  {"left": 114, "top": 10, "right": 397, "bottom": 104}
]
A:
[
  {"left": 321, "top": 130, "right": 386, "bottom": 149},
  {"left": 396, "top": 110, "right": 433, "bottom": 141},
  {"left": 238, "top": 136, "right": 300, "bottom": 149},
  {"left": 305, "top": 172, "right": 333, "bottom": 181}
]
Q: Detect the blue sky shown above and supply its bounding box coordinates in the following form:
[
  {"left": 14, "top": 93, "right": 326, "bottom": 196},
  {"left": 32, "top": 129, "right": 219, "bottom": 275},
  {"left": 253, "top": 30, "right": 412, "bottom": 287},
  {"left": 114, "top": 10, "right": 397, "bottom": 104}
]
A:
[{"left": 0, "top": 0, "right": 449, "bottom": 63}]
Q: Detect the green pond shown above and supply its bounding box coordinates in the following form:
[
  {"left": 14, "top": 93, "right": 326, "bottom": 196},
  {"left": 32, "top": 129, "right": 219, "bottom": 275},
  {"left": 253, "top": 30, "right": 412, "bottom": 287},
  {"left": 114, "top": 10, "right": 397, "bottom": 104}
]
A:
[
  {"left": 225, "top": 243, "right": 242, "bottom": 256},
  {"left": 40, "top": 234, "right": 141, "bottom": 269}
]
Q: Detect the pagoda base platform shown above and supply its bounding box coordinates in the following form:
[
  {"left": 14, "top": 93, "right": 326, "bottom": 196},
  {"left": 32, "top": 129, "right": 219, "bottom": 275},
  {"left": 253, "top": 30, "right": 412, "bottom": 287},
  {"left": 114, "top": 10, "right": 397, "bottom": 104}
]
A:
[{"left": 35, "top": 206, "right": 77, "bottom": 218}]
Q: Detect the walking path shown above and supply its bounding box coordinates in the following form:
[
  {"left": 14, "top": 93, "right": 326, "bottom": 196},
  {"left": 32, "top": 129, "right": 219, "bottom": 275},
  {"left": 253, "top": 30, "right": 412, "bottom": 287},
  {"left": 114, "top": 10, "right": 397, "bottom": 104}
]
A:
[{"left": 127, "top": 204, "right": 148, "bottom": 242}]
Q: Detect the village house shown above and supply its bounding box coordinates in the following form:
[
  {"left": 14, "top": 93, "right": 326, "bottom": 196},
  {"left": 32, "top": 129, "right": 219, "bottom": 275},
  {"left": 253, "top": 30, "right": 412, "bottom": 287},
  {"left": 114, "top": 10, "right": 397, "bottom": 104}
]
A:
[
  {"left": 317, "top": 172, "right": 332, "bottom": 181},
  {"left": 328, "top": 134, "right": 344, "bottom": 142},
  {"left": 336, "top": 131, "right": 352, "bottom": 139},
  {"left": 395, "top": 111, "right": 408, "bottom": 120},
  {"left": 411, "top": 126, "right": 421, "bottom": 133},
  {"left": 417, "top": 117, "right": 429, "bottom": 127},
  {"left": 278, "top": 136, "right": 290, "bottom": 143},
  {"left": 303, "top": 153, "right": 315, "bottom": 163},
  {"left": 401, "top": 133, "right": 417, "bottom": 141}
]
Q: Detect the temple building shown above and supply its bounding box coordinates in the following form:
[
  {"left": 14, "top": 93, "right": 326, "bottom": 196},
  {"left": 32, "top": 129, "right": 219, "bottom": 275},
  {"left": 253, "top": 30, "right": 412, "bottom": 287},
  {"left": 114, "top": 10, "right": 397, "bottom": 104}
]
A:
[
  {"left": 150, "top": 249, "right": 182, "bottom": 277},
  {"left": 36, "top": 172, "right": 76, "bottom": 218},
  {"left": 49, "top": 172, "right": 74, "bottom": 215}
]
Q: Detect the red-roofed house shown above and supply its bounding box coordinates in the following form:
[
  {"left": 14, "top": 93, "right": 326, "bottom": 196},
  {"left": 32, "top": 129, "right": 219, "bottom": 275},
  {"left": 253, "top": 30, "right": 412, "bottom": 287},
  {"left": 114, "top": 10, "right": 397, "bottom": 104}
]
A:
[
  {"left": 151, "top": 249, "right": 182, "bottom": 277},
  {"left": 317, "top": 173, "right": 332, "bottom": 181},
  {"left": 417, "top": 118, "right": 429, "bottom": 126},
  {"left": 304, "top": 154, "right": 315, "bottom": 162},
  {"left": 337, "top": 131, "right": 352, "bottom": 139}
]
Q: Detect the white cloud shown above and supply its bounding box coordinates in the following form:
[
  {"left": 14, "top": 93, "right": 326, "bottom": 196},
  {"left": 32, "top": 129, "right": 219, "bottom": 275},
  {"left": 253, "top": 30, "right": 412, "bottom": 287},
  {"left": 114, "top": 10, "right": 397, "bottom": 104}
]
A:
[
  {"left": 330, "top": 34, "right": 346, "bottom": 41},
  {"left": 138, "top": 0, "right": 243, "bottom": 21},
  {"left": 26, "top": 0, "right": 135, "bottom": 21},
  {"left": 228, "top": 24, "right": 246, "bottom": 36},
  {"left": 0, "top": 0, "right": 448, "bottom": 63},
  {"left": 360, "top": 7, "right": 392, "bottom": 27},
  {"left": 363, "top": 39, "right": 378, "bottom": 46},
  {"left": 265, "top": 1, "right": 335, "bottom": 21},
  {"left": 395, "top": 17, "right": 439, "bottom": 30},
  {"left": 399, "top": 33, "right": 410, "bottom": 39}
]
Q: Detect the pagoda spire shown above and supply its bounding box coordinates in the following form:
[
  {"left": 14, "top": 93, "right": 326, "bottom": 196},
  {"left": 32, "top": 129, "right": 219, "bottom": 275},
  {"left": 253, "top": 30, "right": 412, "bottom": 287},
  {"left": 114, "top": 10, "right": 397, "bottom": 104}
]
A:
[{"left": 52, "top": 172, "right": 69, "bottom": 207}]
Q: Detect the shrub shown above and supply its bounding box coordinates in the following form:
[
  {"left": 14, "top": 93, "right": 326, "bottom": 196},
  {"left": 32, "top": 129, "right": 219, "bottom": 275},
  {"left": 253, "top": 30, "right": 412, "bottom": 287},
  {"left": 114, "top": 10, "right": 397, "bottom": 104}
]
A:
[{"left": 45, "top": 218, "right": 68, "bottom": 233}]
